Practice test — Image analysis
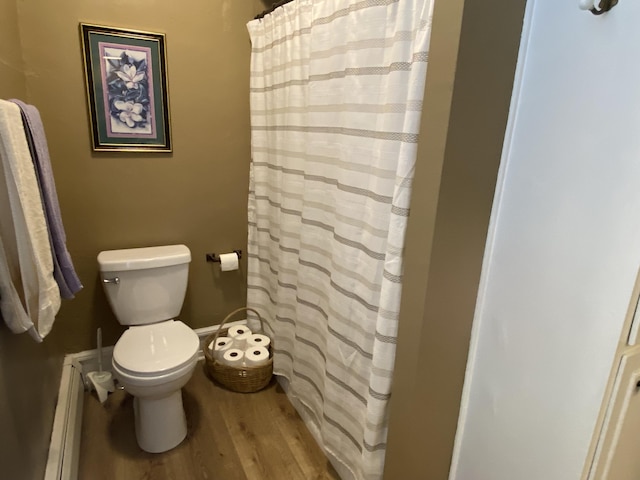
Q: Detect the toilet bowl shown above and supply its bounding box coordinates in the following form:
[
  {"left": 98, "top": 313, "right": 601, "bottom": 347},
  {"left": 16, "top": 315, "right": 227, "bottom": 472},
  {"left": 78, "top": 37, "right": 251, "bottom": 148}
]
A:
[
  {"left": 98, "top": 244, "right": 199, "bottom": 453},
  {"left": 112, "top": 319, "right": 199, "bottom": 453}
]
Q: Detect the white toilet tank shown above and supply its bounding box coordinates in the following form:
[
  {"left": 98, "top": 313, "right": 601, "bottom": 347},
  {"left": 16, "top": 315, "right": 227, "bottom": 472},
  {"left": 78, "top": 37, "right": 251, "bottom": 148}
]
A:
[{"left": 97, "top": 245, "right": 191, "bottom": 326}]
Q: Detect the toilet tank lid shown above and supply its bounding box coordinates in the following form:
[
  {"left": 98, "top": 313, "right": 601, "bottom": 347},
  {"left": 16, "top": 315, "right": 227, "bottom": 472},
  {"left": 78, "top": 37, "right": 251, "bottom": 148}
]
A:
[{"left": 97, "top": 244, "right": 191, "bottom": 272}]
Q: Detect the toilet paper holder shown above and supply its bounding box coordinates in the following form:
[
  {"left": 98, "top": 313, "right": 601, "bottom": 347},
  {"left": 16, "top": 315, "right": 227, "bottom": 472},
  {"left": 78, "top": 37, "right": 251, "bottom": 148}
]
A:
[{"left": 205, "top": 250, "right": 242, "bottom": 263}]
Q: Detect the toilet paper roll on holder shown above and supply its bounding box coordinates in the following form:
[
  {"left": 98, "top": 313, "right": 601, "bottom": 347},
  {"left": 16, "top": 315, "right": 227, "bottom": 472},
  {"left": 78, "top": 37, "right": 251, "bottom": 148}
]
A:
[{"left": 205, "top": 250, "right": 242, "bottom": 263}]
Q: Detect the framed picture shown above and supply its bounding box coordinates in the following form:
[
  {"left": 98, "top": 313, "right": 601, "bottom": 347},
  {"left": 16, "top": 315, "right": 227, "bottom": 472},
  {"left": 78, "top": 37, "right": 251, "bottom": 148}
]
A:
[{"left": 80, "top": 24, "right": 172, "bottom": 152}]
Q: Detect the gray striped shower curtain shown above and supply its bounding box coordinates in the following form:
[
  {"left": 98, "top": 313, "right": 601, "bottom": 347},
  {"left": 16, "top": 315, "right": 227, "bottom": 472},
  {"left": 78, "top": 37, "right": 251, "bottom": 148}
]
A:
[{"left": 246, "top": 1, "right": 433, "bottom": 478}]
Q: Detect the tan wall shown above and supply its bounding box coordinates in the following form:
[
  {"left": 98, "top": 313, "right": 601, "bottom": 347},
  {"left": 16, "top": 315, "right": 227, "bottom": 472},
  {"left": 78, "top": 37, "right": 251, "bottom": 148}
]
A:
[
  {"left": 0, "top": 1, "right": 62, "bottom": 479},
  {"left": 0, "top": 0, "right": 25, "bottom": 99},
  {"left": 0, "top": 328, "right": 61, "bottom": 480},
  {"left": 384, "top": 0, "right": 527, "bottom": 478},
  {"left": 15, "top": 0, "right": 265, "bottom": 353}
]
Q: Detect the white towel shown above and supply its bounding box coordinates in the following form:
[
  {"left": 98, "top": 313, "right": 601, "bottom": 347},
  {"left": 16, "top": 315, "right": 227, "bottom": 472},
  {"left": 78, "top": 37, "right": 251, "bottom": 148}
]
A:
[
  {"left": 0, "top": 233, "right": 38, "bottom": 338},
  {"left": 0, "top": 100, "right": 60, "bottom": 340}
]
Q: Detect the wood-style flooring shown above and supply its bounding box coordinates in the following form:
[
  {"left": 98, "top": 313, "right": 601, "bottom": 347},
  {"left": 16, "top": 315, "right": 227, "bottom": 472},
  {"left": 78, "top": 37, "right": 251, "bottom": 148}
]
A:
[{"left": 79, "top": 362, "right": 339, "bottom": 480}]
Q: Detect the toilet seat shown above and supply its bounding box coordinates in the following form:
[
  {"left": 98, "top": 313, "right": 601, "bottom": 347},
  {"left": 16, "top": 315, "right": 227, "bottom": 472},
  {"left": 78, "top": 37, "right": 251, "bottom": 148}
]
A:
[
  {"left": 113, "top": 353, "right": 198, "bottom": 388},
  {"left": 113, "top": 320, "right": 199, "bottom": 380}
]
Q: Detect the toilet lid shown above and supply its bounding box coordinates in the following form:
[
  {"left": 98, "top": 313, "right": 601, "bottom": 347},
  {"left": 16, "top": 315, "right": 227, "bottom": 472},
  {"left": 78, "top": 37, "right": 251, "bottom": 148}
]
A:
[{"left": 113, "top": 320, "right": 199, "bottom": 375}]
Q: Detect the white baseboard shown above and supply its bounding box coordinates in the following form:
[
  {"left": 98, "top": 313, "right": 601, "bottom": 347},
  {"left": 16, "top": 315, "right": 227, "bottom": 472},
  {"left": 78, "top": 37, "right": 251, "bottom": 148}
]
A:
[
  {"left": 44, "top": 320, "right": 246, "bottom": 480},
  {"left": 44, "top": 356, "right": 83, "bottom": 480}
]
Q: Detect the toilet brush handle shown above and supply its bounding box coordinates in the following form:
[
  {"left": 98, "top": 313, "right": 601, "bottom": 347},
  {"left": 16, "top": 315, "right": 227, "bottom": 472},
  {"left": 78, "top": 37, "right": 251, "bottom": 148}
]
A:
[{"left": 97, "top": 328, "right": 103, "bottom": 372}]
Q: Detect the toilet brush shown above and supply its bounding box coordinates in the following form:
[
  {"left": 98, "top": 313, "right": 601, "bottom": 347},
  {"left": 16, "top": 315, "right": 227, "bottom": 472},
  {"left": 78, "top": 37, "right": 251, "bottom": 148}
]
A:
[{"left": 86, "top": 328, "right": 115, "bottom": 404}]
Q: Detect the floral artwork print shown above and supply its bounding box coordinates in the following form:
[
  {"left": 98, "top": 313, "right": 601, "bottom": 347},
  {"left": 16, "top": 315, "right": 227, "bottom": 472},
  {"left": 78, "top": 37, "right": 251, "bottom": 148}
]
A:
[{"left": 99, "top": 44, "right": 156, "bottom": 137}]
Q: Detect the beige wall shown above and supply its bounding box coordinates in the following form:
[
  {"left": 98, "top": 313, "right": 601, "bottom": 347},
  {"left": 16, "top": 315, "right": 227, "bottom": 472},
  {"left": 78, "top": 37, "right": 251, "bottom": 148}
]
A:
[
  {"left": 0, "top": 1, "right": 62, "bottom": 480},
  {"left": 384, "top": 0, "right": 527, "bottom": 478},
  {"left": 14, "top": 0, "right": 265, "bottom": 353},
  {"left": 0, "top": 0, "right": 25, "bottom": 99},
  {"left": 0, "top": 328, "right": 61, "bottom": 480}
]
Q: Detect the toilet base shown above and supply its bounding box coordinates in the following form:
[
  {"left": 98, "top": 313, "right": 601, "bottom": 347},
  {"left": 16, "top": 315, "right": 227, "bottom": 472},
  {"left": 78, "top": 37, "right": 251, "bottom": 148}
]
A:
[{"left": 133, "top": 389, "right": 188, "bottom": 453}]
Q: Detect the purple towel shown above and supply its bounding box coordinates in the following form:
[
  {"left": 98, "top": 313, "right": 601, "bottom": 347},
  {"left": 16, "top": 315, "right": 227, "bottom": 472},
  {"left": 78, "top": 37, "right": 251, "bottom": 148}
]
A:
[{"left": 10, "top": 99, "right": 83, "bottom": 299}]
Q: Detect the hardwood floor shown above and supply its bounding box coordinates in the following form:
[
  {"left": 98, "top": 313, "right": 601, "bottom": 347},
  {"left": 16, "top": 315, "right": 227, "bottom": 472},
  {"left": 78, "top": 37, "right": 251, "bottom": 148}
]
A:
[{"left": 79, "top": 363, "right": 339, "bottom": 480}]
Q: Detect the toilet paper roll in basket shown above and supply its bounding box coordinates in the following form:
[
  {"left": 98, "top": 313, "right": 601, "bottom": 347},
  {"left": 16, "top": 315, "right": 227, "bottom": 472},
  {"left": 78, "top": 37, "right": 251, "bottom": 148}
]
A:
[
  {"left": 221, "top": 348, "right": 244, "bottom": 367},
  {"left": 244, "top": 346, "right": 270, "bottom": 367},
  {"left": 228, "top": 325, "right": 252, "bottom": 337},
  {"left": 228, "top": 325, "right": 252, "bottom": 350},
  {"left": 209, "top": 337, "right": 234, "bottom": 361},
  {"left": 247, "top": 333, "right": 271, "bottom": 350}
]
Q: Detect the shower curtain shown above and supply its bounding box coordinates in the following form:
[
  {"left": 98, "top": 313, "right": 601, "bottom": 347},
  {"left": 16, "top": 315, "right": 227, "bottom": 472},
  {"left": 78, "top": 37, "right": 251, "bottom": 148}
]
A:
[{"left": 246, "top": 1, "right": 433, "bottom": 478}]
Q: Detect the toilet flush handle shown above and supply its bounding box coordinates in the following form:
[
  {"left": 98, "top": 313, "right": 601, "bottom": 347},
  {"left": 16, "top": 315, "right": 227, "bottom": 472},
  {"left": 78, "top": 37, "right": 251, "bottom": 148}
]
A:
[{"left": 102, "top": 277, "right": 120, "bottom": 285}]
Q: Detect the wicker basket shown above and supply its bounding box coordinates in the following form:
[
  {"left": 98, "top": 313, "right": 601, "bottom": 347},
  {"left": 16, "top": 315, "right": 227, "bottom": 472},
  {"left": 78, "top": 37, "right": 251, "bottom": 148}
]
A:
[{"left": 203, "top": 307, "right": 273, "bottom": 393}]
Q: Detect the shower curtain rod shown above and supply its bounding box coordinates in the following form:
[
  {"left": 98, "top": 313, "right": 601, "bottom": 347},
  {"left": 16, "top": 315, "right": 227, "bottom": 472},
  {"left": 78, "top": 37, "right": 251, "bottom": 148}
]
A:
[{"left": 255, "top": 0, "right": 295, "bottom": 20}]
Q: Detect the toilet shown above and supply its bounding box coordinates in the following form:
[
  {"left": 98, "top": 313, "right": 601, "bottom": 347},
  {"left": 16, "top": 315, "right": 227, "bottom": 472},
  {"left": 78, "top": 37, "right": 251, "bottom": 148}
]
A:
[{"left": 97, "top": 244, "right": 199, "bottom": 453}]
